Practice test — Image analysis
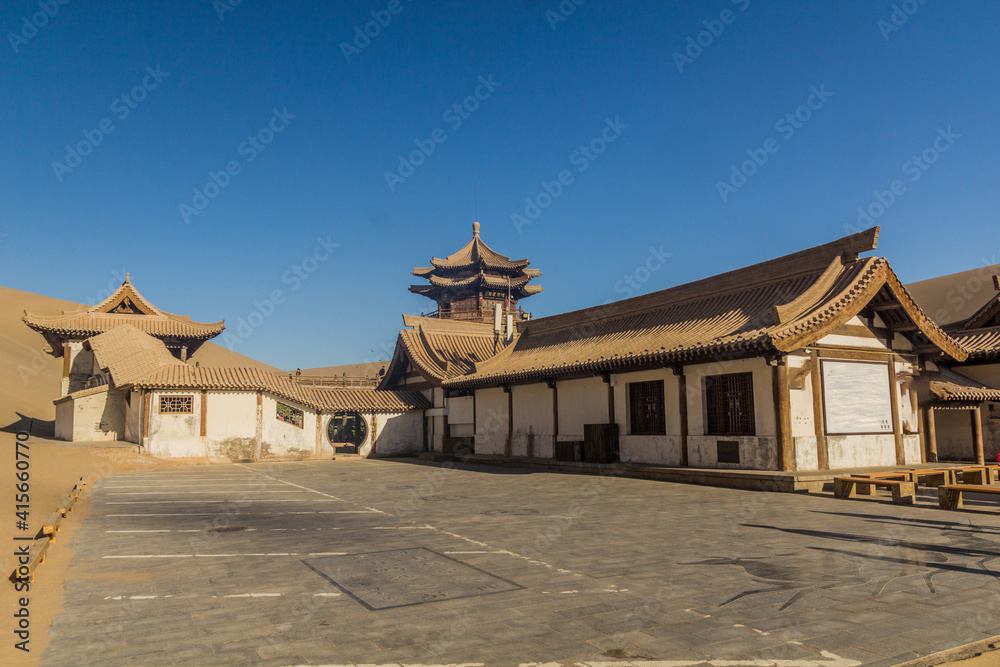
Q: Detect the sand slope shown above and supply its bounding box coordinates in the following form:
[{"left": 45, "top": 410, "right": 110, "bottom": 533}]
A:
[{"left": 0, "top": 285, "right": 280, "bottom": 432}]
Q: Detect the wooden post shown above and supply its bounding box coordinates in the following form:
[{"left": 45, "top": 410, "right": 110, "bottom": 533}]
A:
[
  {"left": 809, "top": 351, "right": 828, "bottom": 470},
  {"left": 315, "top": 413, "right": 323, "bottom": 457},
  {"left": 371, "top": 412, "right": 379, "bottom": 457},
  {"left": 142, "top": 390, "right": 151, "bottom": 449},
  {"left": 887, "top": 360, "right": 905, "bottom": 465},
  {"left": 972, "top": 406, "right": 985, "bottom": 466},
  {"left": 674, "top": 367, "right": 689, "bottom": 468},
  {"left": 199, "top": 390, "right": 207, "bottom": 437},
  {"left": 926, "top": 407, "right": 938, "bottom": 463},
  {"left": 255, "top": 391, "right": 263, "bottom": 461},
  {"left": 505, "top": 386, "right": 513, "bottom": 458},
  {"left": 773, "top": 359, "right": 794, "bottom": 471},
  {"left": 551, "top": 381, "right": 559, "bottom": 459}
]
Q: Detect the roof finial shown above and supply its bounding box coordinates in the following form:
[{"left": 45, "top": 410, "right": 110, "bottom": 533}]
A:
[
  {"left": 125, "top": 272, "right": 130, "bottom": 282},
  {"left": 473, "top": 221, "right": 480, "bottom": 237}
]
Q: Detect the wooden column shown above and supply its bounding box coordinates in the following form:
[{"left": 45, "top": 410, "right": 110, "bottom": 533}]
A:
[
  {"left": 887, "top": 360, "right": 905, "bottom": 465},
  {"left": 607, "top": 378, "right": 615, "bottom": 426},
  {"left": 142, "top": 390, "right": 151, "bottom": 449},
  {"left": 315, "top": 413, "right": 324, "bottom": 457},
  {"left": 472, "top": 391, "right": 478, "bottom": 450},
  {"left": 505, "top": 386, "right": 513, "bottom": 458},
  {"left": 972, "top": 406, "right": 985, "bottom": 466},
  {"left": 200, "top": 390, "right": 208, "bottom": 437},
  {"left": 674, "top": 366, "right": 689, "bottom": 468},
  {"left": 809, "top": 351, "right": 828, "bottom": 470},
  {"left": 773, "top": 359, "right": 794, "bottom": 471},
  {"left": 255, "top": 391, "right": 263, "bottom": 461},
  {"left": 925, "top": 407, "right": 938, "bottom": 463},
  {"left": 550, "top": 381, "right": 559, "bottom": 459},
  {"left": 371, "top": 412, "right": 379, "bottom": 457}
]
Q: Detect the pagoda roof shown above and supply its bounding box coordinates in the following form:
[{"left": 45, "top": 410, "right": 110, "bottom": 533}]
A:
[
  {"left": 409, "top": 271, "right": 544, "bottom": 301},
  {"left": 23, "top": 275, "right": 225, "bottom": 348},
  {"left": 443, "top": 228, "right": 970, "bottom": 390},
  {"left": 416, "top": 222, "right": 533, "bottom": 273}
]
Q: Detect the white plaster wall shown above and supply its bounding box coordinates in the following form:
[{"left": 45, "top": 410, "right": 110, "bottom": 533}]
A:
[
  {"left": 793, "top": 436, "right": 819, "bottom": 471},
  {"left": 619, "top": 435, "right": 683, "bottom": 466},
  {"left": 261, "top": 395, "right": 316, "bottom": 458},
  {"left": 557, "top": 376, "right": 609, "bottom": 441},
  {"left": 202, "top": 392, "right": 257, "bottom": 460},
  {"left": 613, "top": 368, "right": 682, "bottom": 465},
  {"left": 511, "top": 383, "right": 555, "bottom": 458},
  {"left": 788, "top": 355, "right": 815, "bottom": 438},
  {"left": 55, "top": 400, "right": 73, "bottom": 441},
  {"left": 475, "top": 387, "right": 508, "bottom": 455},
  {"left": 450, "top": 424, "right": 474, "bottom": 438},
  {"left": 123, "top": 390, "right": 143, "bottom": 444},
  {"left": 688, "top": 435, "right": 778, "bottom": 470},
  {"left": 372, "top": 411, "right": 423, "bottom": 457},
  {"left": 148, "top": 390, "right": 204, "bottom": 458},
  {"left": 448, "top": 396, "right": 474, "bottom": 424},
  {"left": 826, "top": 434, "right": 898, "bottom": 468},
  {"left": 903, "top": 434, "right": 921, "bottom": 465},
  {"left": 68, "top": 390, "right": 123, "bottom": 442},
  {"left": 357, "top": 413, "right": 377, "bottom": 457}
]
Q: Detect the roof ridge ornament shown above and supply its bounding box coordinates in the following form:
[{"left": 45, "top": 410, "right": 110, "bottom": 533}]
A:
[{"left": 473, "top": 221, "right": 480, "bottom": 237}]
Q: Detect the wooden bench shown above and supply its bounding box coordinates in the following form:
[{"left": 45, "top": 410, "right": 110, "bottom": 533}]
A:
[
  {"left": 8, "top": 539, "right": 49, "bottom": 584},
  {"left": 938, "top": 484, "right": 1000, "bottom": 510},
  {"left": 834, "top": 477, "right": 915, "bottom": 505},
  {"left": 40, "top": 510, "right": 63, "bottom": 542},
  {"left": 951, "top": 467, "right": 995, "bottom": 486}
]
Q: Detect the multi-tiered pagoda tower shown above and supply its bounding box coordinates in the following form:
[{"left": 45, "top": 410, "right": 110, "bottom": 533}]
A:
[{"left": 409, "top": 222, "right": 543, "bottom": 322}]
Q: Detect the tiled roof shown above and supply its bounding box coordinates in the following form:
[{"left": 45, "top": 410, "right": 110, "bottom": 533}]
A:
[
  {"left": 952, "top": 327, "right": 1000, "bottom": 362},
  {"left": 54, "top": 384, "right": 110, "bottom": 405},
  {"left": 929, "top": 367, "right": 1000, "bottom": 402},
  {"left": 442, "top": 228, "right": 969, "bottom": 390},
  {"left": 23, "top": 276, "right": 224, "bottom": 341},
  {"left": 379, "top": 315, "right": 507, "bottom": 388},
  {"left": 72, "top": 326, "right": 427, "bottom": 414},
  {"left": 87, "top": 325, "right": 186, "bottom": 386},
  {"left": 422, "top": 222, "right": 532, "bottom": 272}
]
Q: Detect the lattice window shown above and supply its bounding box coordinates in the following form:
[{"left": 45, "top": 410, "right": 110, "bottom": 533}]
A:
[
  {"left": 629, "top": 380, "right": 665, "bottom": 435},
  {"left": 276, "top": 401, "right": 304, "bottom": 428},
  {"left": 159, "top": 395, "right": 193, "bottom": 414},
  {"left": 705, "top": 372, "right": 755, "bottom": 436}
]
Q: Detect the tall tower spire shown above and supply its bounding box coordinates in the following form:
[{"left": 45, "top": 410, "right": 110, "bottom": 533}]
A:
[{"left": 409, "top": 223, "right": 542, "bottom": 322}]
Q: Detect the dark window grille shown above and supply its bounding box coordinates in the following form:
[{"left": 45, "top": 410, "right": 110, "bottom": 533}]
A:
[
  {"left": 705, "top": 372, "right": 755, "bottom": 436},
  {"left": 159, "top": 395, "right": 193, "bottom": 414},
  {"left": 276, "top": 401, "right": 304, "bottom": 428},
  {"left": 629, "top": 380, "right": 665, "bottom": 435}
]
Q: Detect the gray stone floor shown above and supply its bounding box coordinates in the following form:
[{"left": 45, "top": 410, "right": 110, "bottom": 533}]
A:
[{"left": 40, "top": 459, "right": 1000, "bottom": 666}]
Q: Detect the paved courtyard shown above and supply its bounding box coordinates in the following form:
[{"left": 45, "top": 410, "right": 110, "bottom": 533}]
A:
[{"left": 41, "top": 459, "right": 1000, "bottom": 666}]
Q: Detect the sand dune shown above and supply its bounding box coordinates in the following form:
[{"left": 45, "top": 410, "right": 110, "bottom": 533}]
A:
[
  {"left": 0, "top": 285, "right": 281, "bottom": 432},
  {"left": 294, "top": 361, "right": 388, "bottom": 378}
]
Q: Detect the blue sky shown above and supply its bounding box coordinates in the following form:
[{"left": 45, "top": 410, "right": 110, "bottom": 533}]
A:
[{"left": 2, "top": 0, "right": 998, "bottom": 369}]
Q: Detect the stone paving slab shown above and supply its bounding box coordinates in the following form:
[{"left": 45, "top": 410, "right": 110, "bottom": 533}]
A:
[{"left": 37, "top": 458, "right": 1000, "bottom": 666}]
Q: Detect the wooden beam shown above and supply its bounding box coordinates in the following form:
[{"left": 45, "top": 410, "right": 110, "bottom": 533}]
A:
[
  {"left": 926, "top": 407, "right": 938, "bottom": 462},
  {"left": 677, "top": 370, "right": 689, "bottom": 468},
  {"left": 888, "top": 361, "right": 905, "bottom": 465},
  {"left": 809, "top": 351, "right": 828, "bottom": 470},
  {"left": 972, "top": 406, "right": 985, "bottom": 466},
  {"left": 773, "top": 360, "right": 794, "bottom": 471}
]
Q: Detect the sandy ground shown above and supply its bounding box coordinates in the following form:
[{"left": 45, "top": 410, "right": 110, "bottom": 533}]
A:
[{"left": 0, "top": 434, "right": 183, "bottom": 666}]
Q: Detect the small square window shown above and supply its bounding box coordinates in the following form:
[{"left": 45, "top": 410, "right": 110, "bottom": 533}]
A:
[{"left": 159, "top": 395, "right": 193, "bottom": 414}]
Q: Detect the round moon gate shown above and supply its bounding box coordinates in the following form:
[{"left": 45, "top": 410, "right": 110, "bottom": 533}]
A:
[{"left": 328, "top": 412, "right": 368, "bottom": 453}]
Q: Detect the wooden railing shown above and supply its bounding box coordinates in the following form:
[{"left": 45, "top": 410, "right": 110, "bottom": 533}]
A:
[{"left": 289, "top": 376, "right": 380, "bottom": 388}]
